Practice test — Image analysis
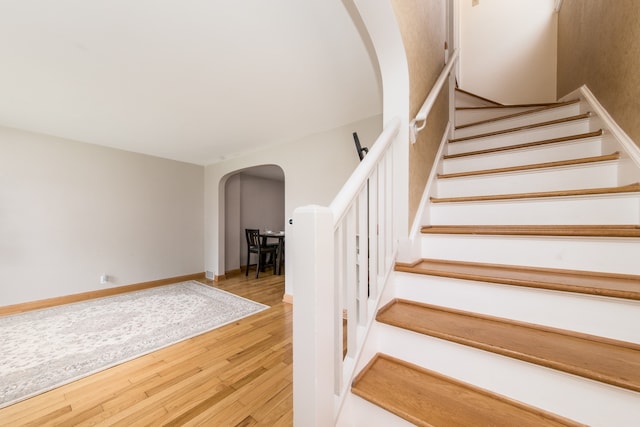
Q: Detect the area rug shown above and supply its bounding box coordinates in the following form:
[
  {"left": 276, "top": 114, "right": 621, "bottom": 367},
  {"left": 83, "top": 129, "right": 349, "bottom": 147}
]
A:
[{"left": 0, "top": 281, "right": 268, "bottom": 409}]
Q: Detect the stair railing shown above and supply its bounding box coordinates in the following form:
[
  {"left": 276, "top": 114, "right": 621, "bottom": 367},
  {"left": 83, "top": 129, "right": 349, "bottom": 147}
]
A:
[
  {"left": 292, "top": 117, "right": 401, "bottom": 426},
  {"left": 292, "top": 47, "right": 459, "bottom": 427}
]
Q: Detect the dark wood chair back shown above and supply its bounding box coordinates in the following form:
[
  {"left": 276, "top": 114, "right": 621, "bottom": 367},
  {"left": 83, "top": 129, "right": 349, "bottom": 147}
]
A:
[
  {"left": 245, "top": 228, "right": 261, "bottom": 249},
  {"left": 245, "top": 228, "right": 278, "bottom": 278}
]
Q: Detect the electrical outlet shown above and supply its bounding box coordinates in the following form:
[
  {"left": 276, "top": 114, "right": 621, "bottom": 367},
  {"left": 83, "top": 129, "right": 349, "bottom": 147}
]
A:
[{"left": 100, "top": 274, "right": 108, "bottom": 284}]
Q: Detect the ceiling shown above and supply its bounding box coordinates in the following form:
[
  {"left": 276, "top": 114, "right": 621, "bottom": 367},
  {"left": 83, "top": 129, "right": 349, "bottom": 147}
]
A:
[
  {"left": 240, "top": 165, "right": 284, "bottom": 182},
  {"left": 0, "top": 0, "right": 381, "bottom": 166}
]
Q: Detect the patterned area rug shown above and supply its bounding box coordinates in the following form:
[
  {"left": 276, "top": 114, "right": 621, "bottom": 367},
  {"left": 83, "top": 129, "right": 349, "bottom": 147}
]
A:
[{"left": 0, "top": 281, "right": 268, "bottom": 409}]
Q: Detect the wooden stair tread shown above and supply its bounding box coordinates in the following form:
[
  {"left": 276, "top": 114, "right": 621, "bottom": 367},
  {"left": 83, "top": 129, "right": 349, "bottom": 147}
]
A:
[
  {"left": 455, "top": 88, "right": 502, "bottom": 106},
  {"left": 352, "top": 353, "right": 583, "bottom": 427},
  {"left": 449, "top": 113, "right": 591, "bottom": 143},
  {"left": 377, "top": 300, "right": 640, "bottom": 393},
  {"left": 456, "top": 102, "right": 566, "bottom": 111},
  {"left": 430, "top": 183, "right": 640, "bottom": 204},
  {"left": 444, "top": 130, "right": 604, "bottom": 160},
  {"left": 456, "top": 100, "right": 580, "bottom": 130},
  {"left": 438, "top": 152, "right": 619, "bottom": 179},
  {"left": 420, "top": 224, "right": 640, "bottom": 238},
  {"left": 395, "top": 258, "right": 640, "bottom": 300}
]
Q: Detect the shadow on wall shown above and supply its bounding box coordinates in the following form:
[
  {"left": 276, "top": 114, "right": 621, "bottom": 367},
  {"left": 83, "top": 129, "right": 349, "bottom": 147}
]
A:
[{"left": 224, "top": 165, "right": 285, "bottom": 273}]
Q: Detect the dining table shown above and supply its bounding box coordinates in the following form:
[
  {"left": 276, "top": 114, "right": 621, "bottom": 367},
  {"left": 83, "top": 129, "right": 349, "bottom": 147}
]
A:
[{"left": 260, "top": 231, "right": 285, "bottom": 275}]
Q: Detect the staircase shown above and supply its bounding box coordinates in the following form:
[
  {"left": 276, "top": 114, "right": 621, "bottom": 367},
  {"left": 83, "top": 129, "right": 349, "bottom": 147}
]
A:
[{"left": 341, "top": 89, "right": 640, "bottom": 426}]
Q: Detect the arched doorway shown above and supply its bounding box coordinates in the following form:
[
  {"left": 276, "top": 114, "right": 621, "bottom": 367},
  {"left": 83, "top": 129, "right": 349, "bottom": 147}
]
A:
[{"left": 223, "top": 165, "right": 285, "bottom": 275}]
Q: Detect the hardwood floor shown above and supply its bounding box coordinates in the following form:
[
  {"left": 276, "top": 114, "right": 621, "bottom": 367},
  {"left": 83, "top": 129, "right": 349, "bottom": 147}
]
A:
[{"left": 0, "top": 271, "right": 292, "bottom": 426}]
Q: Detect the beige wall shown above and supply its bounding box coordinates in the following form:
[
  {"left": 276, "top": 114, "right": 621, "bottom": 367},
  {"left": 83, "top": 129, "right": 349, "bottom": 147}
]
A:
[
  {"left": 460, "top": 0, "right": 557, "bottom": 104},
  {"left": 0, "top": 127, "right": 204, "bottom": 306},
  {"left": 558, "top": 0, "right": 640, "bottom": 148},
  {"left": 391, "top": 0, "right": 449, "bottom": 224}
]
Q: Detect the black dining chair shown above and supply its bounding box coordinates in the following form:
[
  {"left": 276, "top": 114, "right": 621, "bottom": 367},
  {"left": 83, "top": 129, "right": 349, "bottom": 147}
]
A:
[{"left": 245, "top": 228, "right": 278, "bottom": 278}]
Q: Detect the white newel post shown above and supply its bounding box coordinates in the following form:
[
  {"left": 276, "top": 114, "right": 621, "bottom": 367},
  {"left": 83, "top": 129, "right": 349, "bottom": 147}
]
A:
[{"left": 292, "top": 205, "right": 336, "bottom": 427}]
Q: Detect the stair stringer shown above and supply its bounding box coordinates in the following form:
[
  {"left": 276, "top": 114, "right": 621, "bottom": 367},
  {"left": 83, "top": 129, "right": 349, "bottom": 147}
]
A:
[{"left": 562, "top": 85, "right": 640, "bottom": 184}]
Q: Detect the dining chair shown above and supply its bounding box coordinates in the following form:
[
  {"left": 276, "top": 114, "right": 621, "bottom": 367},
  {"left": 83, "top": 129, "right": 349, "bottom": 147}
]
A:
[{"left": 245, "top": 228, "right": 278, "bottom": 278}]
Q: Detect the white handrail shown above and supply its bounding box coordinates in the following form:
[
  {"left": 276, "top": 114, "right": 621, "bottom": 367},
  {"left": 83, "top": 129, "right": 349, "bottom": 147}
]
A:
[
  {"left": 409, "top": 48, "right": 459, "bottom": 143},
  {"left": 330, "top": 117, "right": 401, "bottom": 224}
]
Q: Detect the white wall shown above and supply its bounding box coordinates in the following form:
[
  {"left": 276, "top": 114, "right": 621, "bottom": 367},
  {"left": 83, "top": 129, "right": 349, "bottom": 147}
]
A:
[
  {"left": 353, "top": 0, "right": 411, "bottom": 240},
  {"left": 460, "top": 0, "right": 557, "bottom": 104},
  {"left": 0, "top": 126, "right": 204, "bottom": 306},
  {"left": 205, "top": 114, "right": 382, "bottom": 296}
]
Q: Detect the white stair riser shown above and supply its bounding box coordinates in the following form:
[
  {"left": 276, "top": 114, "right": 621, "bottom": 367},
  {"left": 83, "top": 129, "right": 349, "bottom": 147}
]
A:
[
  {"left": 454, "top": 104, "right": 582, "bottom": 139},
  {"left": 436, "top": 163, "right": 619, "bottom": 198},
  {"left": 376, "top": 323, "right": 640, "bottom": 427},
  {"left": 394, "top": 272, "right": 640, "bottom": 343},
  {"left": 338, "top": 395, "right": 415, "bottom": 427},
  {"left": 442, "top": 138, "right": 604, "bottom": 174},
  {"left": 456, "top": 106, "right": 540, "bottom": 126},
  {"left": 420, "top": 234, "right": 640, "bottom": 275},
  {"left": 447, "top": 119, "right": 595, "bottom": 155},
  {"left": 428, "top": 195, "right": 640, "bottom": 225}
]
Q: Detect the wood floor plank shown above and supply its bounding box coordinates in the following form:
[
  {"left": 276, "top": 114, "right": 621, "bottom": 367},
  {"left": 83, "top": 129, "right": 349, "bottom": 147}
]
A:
[
  {"left": 269, "top": 409, "right": 293, "bottom": 427},
  {"left": 237, "top": 362, "right": 292, "bottom": 406},
  {"left": 2, "top": 403, "right": 71, "bottom": 427},
  {"left": 352, "top": 353, "right": 584, "bottom": 427},
  {"left": 377, "top": 299, "right": 640, "bottom": 392},
  {"left": 181, "top": 399, "right": 249, "bottom": 427},
  {"left": 159, "top": 384, "right": 236, "bottom": 426},
  {"left": 0, "top": 272, "right": 292, "bottom": 426},
  {"left": 0, "top": 392, "right": 68, "bottom": 426},
  {"left": 83, "top": 390, "right": 149, "bottom": 425},
  {"left": 396, "top": 258, "right": 640, "bottom": 300},
  {"left": 51, "top": 404, "right": 104, "bottom": 427},
  {"left": 220, "top": 346, "right": 286, "bottom": 387},
  {"left": 157, "top": 368, "right": 226, "bottom": 414},
  {"left": 251, "top": 383, "right": 293, "bottom": 425},
  {"left": 22, "top": 405, "right": 73, "bottom": 427}
]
